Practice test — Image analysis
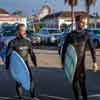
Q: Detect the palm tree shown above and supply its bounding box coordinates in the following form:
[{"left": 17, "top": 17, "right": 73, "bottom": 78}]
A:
[
  {"left": 64, "top": 0, "right": 78, "bottom": 30},
  {"left": 12, "top": 9, "right": 23, "bottom": 16},
  {"left": 85, "top": 0, "right": 96, "bottom": 24}
]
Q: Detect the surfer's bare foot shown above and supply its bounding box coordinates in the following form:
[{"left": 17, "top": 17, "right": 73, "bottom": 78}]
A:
[{"left": 32, "top": 97, "right": 40, "bottom": 100}]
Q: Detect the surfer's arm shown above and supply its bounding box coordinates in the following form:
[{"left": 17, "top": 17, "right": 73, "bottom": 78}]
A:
[
  {"left": 5, "top": 42, "right": 13, "bottom": 69},
  {"left": 87, "top": 36, "right": 98, "bottom": 72},
  {"left": 87, "top": 36, "right": 96, "bottom": 63},
  {"left": 28, "top": 43, "right": 37, "bottom": 67}
]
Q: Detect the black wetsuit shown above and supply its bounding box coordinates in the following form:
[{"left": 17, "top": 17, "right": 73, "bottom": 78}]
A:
[
  {"left": 61, "top": 30, "right": 96, "bottom": 100},
  {"left": 6, "top": 36, "right": 37, "bottom": 98}
]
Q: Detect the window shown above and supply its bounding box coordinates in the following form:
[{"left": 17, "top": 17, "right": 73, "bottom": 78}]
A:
[
  {"left": 96, "top": 23, "right": 100, "bottom": 28},
  {"left": 48, "top": 29, "right": 61, "bottom": 34}
]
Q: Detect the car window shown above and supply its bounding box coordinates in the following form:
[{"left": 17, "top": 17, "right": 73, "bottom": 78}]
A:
[
  {"left": 40, "top": 29, "right": 48, "bottom": 34},
  {"left": 48, "top": 29, "right": 61, "bottom": 34}
]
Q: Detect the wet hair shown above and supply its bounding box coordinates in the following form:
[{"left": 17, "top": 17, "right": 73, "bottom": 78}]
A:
[
  {"left": 75, "top": 15, "right": 85, "bottom": 22},
  {"left": 16, "top": 24, "right": 25, "bottom": 30}
]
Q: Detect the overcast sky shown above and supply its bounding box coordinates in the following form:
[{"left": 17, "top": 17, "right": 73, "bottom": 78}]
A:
[{"left": 0, "top": 0, "right": 100, "bottom": 16}]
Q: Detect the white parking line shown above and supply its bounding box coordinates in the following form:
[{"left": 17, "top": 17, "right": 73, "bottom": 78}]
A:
[
  {"left": 88, "top": 94, "right": 100, "bottom": 98},
  {"left": 40, "top": 94, "right": 100, "bottom": 100},
  {"left": 79, "top": 94, "right": 100, "bottom": 99},
  {"left": 40, "top": 94, "right": 71, "bottom": 100}
]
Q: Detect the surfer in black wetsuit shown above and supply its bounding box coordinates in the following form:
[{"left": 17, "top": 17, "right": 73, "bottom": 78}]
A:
[
  {"left": 61, "top": 15, "right": 98, "bottom": 100},
  {"left": 6, "top": 24, "right": 39, "bottom": 100}
]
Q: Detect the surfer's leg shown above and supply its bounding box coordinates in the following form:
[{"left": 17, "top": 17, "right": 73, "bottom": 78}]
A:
[
  {"left": 72, "top": 77, "right": 80, "bottom": 100},
  {"left": 27, "top": 66, "right": 36, "bottom": 98},
  {"left": 79, "top": 73, "right": 87, "bottom": 100},
  {"left": 16, "top": 82, "right": 23, "bottom": 99},
  {"left": 30, "top": 81, "right": 36, "bottom": 98}
]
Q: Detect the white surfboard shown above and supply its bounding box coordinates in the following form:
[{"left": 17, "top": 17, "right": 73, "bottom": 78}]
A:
[
  {"left": 64, "top": 44, "right": 77, "bottom": 83},
  {"left": 9, "top": 51, "right": 30, "bottom": 91}
]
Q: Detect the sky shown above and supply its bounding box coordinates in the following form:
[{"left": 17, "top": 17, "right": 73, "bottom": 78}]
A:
[{"left": 0, "top": 0, "right": 100, "bottom": 16}]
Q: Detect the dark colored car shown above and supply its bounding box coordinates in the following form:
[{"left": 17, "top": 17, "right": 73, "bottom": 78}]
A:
[
  {"left": 85, "top": 29, "right": 100, "bottom": 48},
  {"left": 1, "top": 31, "right": 16, "bottom": 46},
  {"left": 0, "top": 34, "right": 6, "bottom": 62}
]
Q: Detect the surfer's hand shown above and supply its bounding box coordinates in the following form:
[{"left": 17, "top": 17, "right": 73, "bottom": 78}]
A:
[{"left": 92, "top": 63, "right": 98, "bottom": 72}]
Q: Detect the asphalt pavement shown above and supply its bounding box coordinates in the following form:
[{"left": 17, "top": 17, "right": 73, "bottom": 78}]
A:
[
  {"left": 0, "top": 67, "right": 100, "bottom": 100},
  {"left": 0, "top": 48, "right": 100, "bottom": 100}
]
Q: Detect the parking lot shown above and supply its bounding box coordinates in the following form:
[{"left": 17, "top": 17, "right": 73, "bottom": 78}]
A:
[{"left": 30, "top": 48, "right": 100, "bottom": 70}]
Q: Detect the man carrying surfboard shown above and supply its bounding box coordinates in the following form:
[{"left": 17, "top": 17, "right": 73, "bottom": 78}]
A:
[
  {"left": 6, "top": 24, "right": 39, "bottom": 100},
  {"left": 61, "top": 15, "right": 98, "bottom": 100}
]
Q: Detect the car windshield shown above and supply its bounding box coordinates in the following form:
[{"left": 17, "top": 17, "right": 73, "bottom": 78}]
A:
[{"left": 48, "top": 29, "right": 61, "bottom": 34}]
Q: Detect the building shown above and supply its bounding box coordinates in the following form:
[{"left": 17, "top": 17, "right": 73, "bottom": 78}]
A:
[
  {"left": 41, "top": 11, "right": 88, "bottom": 30},
  {"left": 0, "top": 8, "right": 27, "bottom": 29},
  {"left": 89, "top": 16, "right": 100, "bottom": 29},
  {"left": 37, "top": 5, "right": 52, "bottom": 20},
  {"left": 30, "top": 5, "right": 53, "bottom": 32}
]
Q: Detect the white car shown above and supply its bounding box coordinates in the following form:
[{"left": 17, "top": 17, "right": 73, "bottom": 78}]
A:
[{"left": 34, "top": 28, "right": 62, "bottom": 45}]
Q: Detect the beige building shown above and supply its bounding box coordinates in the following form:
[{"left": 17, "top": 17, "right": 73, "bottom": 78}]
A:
[
  {"left": 89, "top": 16, "right": 100, "bottom": 29},
  {"left": 0, "top": 8, "right": 27, "bottom": 29}
]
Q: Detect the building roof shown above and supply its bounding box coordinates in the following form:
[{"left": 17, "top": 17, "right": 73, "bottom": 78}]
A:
[
  {"left": 0, "top": 15, "right": 26, "bottom": 19},
  {"left": 0, "top": 8, "right": 9, "bottom": 14},
  {"left": 41, "top": 11, "right": 88, "bottom": 21}
]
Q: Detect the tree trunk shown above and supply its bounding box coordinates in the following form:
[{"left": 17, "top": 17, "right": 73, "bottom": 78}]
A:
[
  {"left": 86, "top": 6, "right": 90, "bottom": 28},
  {"left": 71, "top": 5, "right": 74, "bottom": 30}
]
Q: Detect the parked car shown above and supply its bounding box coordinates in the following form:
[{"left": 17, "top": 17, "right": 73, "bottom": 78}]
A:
[
  {"left": 0, "top": 30, "right": 16, "bottom": 62},
  {"left": 1, "top": 31, "right": 16, "bottom": 46},
  {"left": 26, "top": 30, "right": 40, "bottom": 45},
  {"left": 85, "top": 29, "right": 100, "bottom": 48},
  {"left": 33, "top": 28, "right": 62, "bottom": 45},
  {"left": 0, "top": 34, "right": 5, "bottom": 50}
]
